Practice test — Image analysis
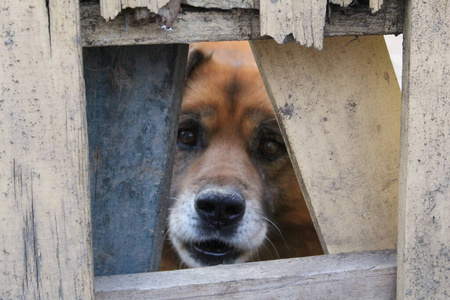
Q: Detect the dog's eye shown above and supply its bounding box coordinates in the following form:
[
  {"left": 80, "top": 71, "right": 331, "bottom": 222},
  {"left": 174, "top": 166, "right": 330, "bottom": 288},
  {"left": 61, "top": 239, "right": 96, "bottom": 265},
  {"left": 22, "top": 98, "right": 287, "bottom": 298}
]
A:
[
  {"left": 261, "top": 140, "right": 283, "bottom": 156},
  {"left": 178, "top": 129, "right": 197, "bottom": 146}
]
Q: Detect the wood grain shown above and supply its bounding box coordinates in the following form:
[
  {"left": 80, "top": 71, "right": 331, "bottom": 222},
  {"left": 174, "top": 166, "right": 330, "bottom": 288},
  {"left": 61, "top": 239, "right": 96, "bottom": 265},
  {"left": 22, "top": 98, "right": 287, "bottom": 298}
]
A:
[
  {"left": 183, "top": 0, "right": 258, "bottom": 9},
  {"left": 80, "top": 0, "right": 404, "bottom": 47},
  {"left": 84, "top": 44, "right": 188, "bottom": 276},
  {"left": 251, "top": 36, "right": 401, "bottom": 254},
  {"left": 397, "top": 0, "right": 450, "bottom": 298},
  {"left": 259, "top": 0, "right": 327, "bottom": 49},
  {"left": 0, "top": 0, "right": 94, "bottom": 298},
  {"left": 95, "top": 250, "right": 397, "bottom": 299},
  {"left": 100, "top": 0, "right": 171, "bottom": 20}
]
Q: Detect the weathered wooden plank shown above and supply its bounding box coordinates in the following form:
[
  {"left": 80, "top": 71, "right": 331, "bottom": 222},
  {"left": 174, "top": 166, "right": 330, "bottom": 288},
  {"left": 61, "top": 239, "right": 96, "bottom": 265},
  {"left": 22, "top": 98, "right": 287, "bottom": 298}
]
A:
[
  {"left": 260, "top": 0, "right": 327, "bottom": 49},
  {"left": 84, "top": 44, "right": 188, "bottom": 276},
  {"left": 95, "top": 250, "right": 396, "bottom": 299},
  {"left": 326, "top": 0, "right": 404, "bottom": 37},
  {"left": 397, "top": 0, "right": 450, "bottom": 299},
  {"left": 250, "top": 36, "right": 401, "bottom": 254},
  {"left": 81, "top": 4, "right": 260, "bottom": 46},
  {"left": 101, "top": 0, "right": 170, "bottom": 20},
  {"left": 183, "top": 0, "right": 258, "bottom": 9},
  {"left": 0, "top": 0, "right": 94, "bottom": 299},
  {"left": 330, "top": 0, "right": 383, "bottom": 13},
  {"left": 80, "top": 0, "right": 404, "bottom": 47}
]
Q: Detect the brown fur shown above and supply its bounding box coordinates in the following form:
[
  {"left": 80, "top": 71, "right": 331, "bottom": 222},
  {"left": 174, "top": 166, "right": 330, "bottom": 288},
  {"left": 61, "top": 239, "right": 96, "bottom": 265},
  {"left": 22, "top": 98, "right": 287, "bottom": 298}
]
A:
[{"left": 160, "top": 42, "right": 322, "bottom": 270}]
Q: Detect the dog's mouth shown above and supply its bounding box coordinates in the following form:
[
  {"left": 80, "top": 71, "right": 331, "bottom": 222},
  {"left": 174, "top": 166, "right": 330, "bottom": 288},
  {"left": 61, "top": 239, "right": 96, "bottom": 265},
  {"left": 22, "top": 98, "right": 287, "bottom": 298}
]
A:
[{"left": 187, "top": 239, "right": 241, "bottom": 265}]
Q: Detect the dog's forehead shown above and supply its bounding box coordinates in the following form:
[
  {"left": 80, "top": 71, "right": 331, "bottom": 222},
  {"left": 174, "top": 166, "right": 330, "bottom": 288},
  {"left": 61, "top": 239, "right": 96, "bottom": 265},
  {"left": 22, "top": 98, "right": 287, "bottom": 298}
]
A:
[{"left": 181, "top": 60, "right": 275, "bottom": 134}]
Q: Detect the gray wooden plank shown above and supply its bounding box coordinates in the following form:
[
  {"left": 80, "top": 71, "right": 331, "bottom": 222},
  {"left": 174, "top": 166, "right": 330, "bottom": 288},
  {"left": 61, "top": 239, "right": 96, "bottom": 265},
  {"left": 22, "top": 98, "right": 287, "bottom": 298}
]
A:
[
  {"left": 0, "top": 0, "right": 94, "bottom": 298},
  {"left": 80, "top": 0, "right": 404, "bottom": 47},
  {"left": 397, "top": 0, "right": 450, "bottom": 298},
  {"left": 183, "top": 0, "right": 258, "bottom": 9},
  {"left": 84, "top": 44, "right": 188, "bottom": 275},
  {"left": 95, "top": 250, "right": 397, "bottom": 299}
]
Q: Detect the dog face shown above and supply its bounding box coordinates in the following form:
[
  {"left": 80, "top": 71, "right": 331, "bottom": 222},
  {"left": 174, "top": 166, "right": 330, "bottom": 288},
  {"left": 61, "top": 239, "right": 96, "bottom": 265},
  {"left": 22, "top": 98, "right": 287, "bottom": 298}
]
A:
[{"left": 167, "top": 42, "right": 320, "bottom": 268}]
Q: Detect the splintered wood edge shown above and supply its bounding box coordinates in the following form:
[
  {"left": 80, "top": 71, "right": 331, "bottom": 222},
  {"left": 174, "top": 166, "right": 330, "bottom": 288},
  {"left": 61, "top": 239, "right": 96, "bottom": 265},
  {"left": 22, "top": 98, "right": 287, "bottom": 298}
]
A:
[
  {"left": 100, "top": 0, "right": 171, "bottom": 21},
  {"left": 81, "top": 0, "right": 404, "bottom": 47},
  {"left": 95, "top": 250, "right": 396, "bottom": 299}
]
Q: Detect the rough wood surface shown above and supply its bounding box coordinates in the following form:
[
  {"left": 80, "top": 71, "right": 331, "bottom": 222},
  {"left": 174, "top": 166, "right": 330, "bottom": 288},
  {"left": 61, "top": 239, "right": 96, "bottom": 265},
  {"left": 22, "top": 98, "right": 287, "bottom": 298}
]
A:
[
  {"left": 0, "top": 0, "right": 94, "bottom": 299},
  {"left": 326, "top": 0, "right": 404, "bottom": 37},
  {"left": 251, "top": 36, "right": 401, "bottom": 254},
  {"left": 370, "top": 0, "right": 384, "bottom": 13},
  {"left": 329, "top": 0, "right": 353, "bottom": 6},
  {"left": 397, "top": 0, "right": 450, "bottom": 298},
  {"left": 80, "top": 0, "right": 404, "bottom": 46},
  {"left": 84, "top": 44, "right": 188, "bottom": 276},
  {"left": 330, "top": 0, "right": 383, "bottom": 13},
  {"left": 183, "top": 0, "right": 258, "bottom": 9},
  {"left": 259, "top": 0, "right": 327, "bottom": 49},
  {"left": 100, "top": 0, "right": 170, "bottom": 20},
  {"left": 95, "top": 250, "right": 396, "bottom": 299}
]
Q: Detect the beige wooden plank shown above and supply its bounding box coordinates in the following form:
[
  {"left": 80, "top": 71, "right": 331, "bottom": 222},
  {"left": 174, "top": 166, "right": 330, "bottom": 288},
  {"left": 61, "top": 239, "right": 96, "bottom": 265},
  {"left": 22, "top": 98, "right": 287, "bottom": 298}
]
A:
[
  {"left": 95, "top": 250, "right": 396, "bottom": 299},
  {"left": 259, "top": 0, "right": 327, "bottom": 50},
  {"left": 251, "top": 36, "right": 401, "bottom": 254},
  {"left": 397, "top": 0, "right": 450, "bottom": 298},
  {"left": 0, "top": 0, "right": 94, "bottom": 299},
  {"left": 81, "top": 1, "right": 404, "bottom": 47},
  {"left": 100, "top": 0, "right": 170, "bottom": 20}
]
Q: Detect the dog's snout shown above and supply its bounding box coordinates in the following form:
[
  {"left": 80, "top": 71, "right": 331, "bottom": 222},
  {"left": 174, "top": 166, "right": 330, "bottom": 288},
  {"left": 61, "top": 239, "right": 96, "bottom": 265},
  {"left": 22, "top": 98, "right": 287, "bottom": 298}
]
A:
[{"left": 196, "top": 190, "right": 245, "bottom": 228}]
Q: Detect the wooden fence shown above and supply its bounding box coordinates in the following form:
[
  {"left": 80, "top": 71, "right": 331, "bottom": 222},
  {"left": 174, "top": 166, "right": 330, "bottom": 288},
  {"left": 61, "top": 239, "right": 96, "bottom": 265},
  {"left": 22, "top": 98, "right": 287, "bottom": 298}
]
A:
[{"left": 1, "top": 0, "right": 448, "bottom": 299}]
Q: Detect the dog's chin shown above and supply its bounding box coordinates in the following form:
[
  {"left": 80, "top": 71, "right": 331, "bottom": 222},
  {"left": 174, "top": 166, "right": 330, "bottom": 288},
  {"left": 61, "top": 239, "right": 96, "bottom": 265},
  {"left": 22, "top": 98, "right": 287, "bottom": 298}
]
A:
[{"left": 171, "top": 237, "right": 253, "bottom": 267}]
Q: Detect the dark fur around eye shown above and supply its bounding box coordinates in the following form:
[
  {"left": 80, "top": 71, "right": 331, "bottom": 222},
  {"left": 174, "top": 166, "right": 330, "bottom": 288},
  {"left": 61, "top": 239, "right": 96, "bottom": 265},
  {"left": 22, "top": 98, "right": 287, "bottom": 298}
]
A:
[
  {"left": 177, "top": 119, "right": 203, "bottom": 150},
  {"left": 255, "top": 127, "right": 286, "bottom": 161}
]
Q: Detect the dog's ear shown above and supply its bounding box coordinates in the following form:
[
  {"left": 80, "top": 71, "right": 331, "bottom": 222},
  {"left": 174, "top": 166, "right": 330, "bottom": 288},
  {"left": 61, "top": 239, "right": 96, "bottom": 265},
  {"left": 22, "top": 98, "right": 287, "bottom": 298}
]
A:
[{"left": 186, "top": 48, "right": 212, "bottom": 78}]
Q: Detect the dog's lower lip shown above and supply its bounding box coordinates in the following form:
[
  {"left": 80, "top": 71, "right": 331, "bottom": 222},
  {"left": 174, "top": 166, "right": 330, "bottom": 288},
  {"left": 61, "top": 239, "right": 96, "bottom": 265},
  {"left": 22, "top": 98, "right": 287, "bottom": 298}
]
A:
[{"left": 192, "top": 240, "right": 234, "bottom": 257}]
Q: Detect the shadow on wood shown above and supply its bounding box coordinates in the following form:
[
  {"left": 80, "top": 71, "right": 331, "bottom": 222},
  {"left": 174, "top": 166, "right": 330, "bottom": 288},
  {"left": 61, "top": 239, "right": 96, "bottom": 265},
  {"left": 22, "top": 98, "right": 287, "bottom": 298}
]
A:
[{"left": 83, "top": 44, "right": 188, "bottom": 275}]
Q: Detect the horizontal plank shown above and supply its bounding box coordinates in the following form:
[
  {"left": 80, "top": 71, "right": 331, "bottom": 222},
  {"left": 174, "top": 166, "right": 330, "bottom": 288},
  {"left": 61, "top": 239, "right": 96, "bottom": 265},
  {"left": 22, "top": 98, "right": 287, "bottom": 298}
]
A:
[
  {"left": 81, "top": 4, "right": 259, "bottom": 46},
  {"left": 81, "top": 0, "right": 404, "bottom": 47},
  {"left": 183, "top": 0, "right": 258, "bottom": 9},
  {"left": 95, "top": 250, "right": 396, "bottom": 299}
]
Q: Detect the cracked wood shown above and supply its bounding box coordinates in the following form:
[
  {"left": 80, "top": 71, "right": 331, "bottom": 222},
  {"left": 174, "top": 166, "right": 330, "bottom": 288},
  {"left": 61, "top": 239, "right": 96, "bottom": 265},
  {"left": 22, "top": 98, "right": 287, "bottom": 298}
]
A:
[{"left": 0, "top": 0, "right": 94, "bottom": 298}]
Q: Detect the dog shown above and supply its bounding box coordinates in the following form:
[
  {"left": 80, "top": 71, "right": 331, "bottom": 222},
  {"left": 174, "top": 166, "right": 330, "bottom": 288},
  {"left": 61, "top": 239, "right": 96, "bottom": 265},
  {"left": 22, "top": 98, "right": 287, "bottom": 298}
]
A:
[{"left": 160, "top": 41, "right": 323, "bottom": 270}]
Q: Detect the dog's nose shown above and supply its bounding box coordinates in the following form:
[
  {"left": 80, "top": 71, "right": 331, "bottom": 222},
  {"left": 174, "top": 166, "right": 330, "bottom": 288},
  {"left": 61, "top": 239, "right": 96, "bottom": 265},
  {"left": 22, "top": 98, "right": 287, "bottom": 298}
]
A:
[{"left": 195, "top": 189, "right": 245, "bottom": 228}]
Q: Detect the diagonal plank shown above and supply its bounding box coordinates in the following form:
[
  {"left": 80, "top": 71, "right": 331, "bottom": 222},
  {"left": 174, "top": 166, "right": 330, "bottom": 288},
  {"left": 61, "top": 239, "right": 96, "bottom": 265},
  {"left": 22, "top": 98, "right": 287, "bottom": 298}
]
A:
[{"left": 251, "top": 36, "right": 401, "bottom": 254}]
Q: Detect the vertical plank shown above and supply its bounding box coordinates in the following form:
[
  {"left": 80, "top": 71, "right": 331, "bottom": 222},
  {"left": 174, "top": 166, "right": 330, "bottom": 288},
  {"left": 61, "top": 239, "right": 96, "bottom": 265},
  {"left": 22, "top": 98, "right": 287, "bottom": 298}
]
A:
[
  {"left": 251, "top": 36, "right": 401, "bottom": 254},
  {"left": 84, "top": 45, "right": 188, "bottom": 276},
  {"left": 259, "top": 0, "right": 327, "bottom": 50},
  {"left": 397, "top": 0, "right": 450, "bottom": 298},
  {"left": 0, "top": 0, "right": 94, "bottom": 299}
]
